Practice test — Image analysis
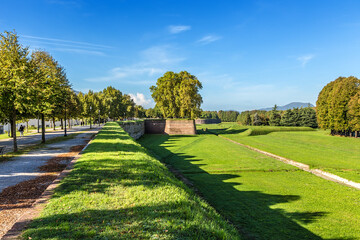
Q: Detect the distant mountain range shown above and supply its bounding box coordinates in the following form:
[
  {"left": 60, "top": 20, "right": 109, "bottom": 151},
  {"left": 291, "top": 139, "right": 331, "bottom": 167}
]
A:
[{"left": 259, "top": 102, "right": 315, "bottom": 111}]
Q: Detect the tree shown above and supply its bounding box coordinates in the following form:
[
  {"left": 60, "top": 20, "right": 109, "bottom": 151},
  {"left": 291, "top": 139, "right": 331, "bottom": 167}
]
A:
[
  {"left": 252, "top": 113, "right": 263, "bottom": 126},
  {"left": 0, "top": 31, "right": 33, "bottom": 151},
  {"left": 269, "top": 105, "right": 281, "bottom": 126},
  {"left": 83, "top": 90, "right": 97, "bottom": 128},
  {"left": 134, "top": 105, "right": 146, "bottom": 118},
  {"left": 102, "top": 86, "right": 124, "bottom": 120},
  {"left": 31, "top": 50, "right": 70, "bottom": 143},
  {"left": 244, "top": 112, "right": 252, "bottom": 125},
  {"left": 150, "top": 71, "right": 202, "bottom": 119},
  {"left": 145, "top": 106, "right": 162, "bottom": 118},
  {"left": 300, "top": 107, "right": 318, "bottom": 128},
  {"left": 317, "top": 76, "right": 360, "bottom": 133},
  {"left": 316, "top": 79, "right": 336, "bottom": 130},
  {"left": 348, "top": 92, "right": 360, "bottom": 133},
  {"left": 280, "top": 109, "right": 294, "bottom": 126},
  {"left": 122, "top": 94, "right": 135, "bottom": 118}
]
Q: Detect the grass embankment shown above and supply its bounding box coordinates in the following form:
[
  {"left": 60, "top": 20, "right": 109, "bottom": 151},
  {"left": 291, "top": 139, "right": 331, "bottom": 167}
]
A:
[
  {"left": 139, "top": 133, "right": 360, "bottom": 240},
  {"left": 22, "top": 122, "right": 240, "bottom": 240},
  {"left": 207, "top": 123, "right": 360, "bottom": 182}
]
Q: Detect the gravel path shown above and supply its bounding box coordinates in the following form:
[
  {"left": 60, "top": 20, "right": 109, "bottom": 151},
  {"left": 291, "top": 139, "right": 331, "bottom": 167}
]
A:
[
  {"left": 0, "top": 128, "right": 100, "bottom": 193},
  {"left": 0, "top": 126, "right": 97, "bottom": 154},
  {"left": 0, "top": 127, "right": 100, "bottom": 238}
]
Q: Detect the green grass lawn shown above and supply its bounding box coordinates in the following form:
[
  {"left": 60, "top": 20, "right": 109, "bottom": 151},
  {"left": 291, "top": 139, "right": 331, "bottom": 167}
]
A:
[
  {"left": 22, "top": 122, "right": 240, "bottom": 240},
  {"left": 209, "top": 124, "right": 360, "bottom": 182},
  {"left": 139, "top": 133, "right": 360, "bottom": 240}
]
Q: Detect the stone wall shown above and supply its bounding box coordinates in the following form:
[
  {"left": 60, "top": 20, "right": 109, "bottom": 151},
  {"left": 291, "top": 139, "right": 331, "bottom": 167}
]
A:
[
  {"left": 195, "top": 119, "right": 221, "bottom": 124},
  {"left": 144, "top": 120, "right": 166, "bottom": 134},
  {"left": 164, "top": 120, "right": 196, "bottom": 135},
  {"left": 144, "top": 119, "right": 196, "bottom": 135},
  {"left": 119, "top": 119, "right": 196, "bottom": 138},
  {"left": 118, "top": 121, "right": 145, "bottom": 140}
]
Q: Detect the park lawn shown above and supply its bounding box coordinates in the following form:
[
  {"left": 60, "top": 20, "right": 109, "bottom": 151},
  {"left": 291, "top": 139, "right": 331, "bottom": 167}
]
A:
[
  {"left": 218, "top": 127, "right": 360, "bottom": 182},
  {"left": 140, "top": 134, "right": 296, "bottom": 173},
  {"left": 139, "top": 133, "right": 360, "bottom": 240},
  {"left": 22, "top": 122, "right": 241, "bottom": 240}
]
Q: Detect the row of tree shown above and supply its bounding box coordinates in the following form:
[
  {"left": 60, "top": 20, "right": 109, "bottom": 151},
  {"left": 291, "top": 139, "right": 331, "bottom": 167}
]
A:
[
  {"left": 317, "top": 76, "right": 360, "bottom": 136},
  {"left": 238, "top": 107, "right": 317, "bottom": 128},
  {"left": 199, "top": 106, "right": 317, "bottom": 128},
  {"left": 0, "top": 31, "right": 141, "bottom": 151}
]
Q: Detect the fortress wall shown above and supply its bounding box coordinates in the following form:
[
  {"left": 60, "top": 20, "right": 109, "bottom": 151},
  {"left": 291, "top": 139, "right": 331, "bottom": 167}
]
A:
[{"left": 118, "top": 121, "right": 145, "bottom": 140}]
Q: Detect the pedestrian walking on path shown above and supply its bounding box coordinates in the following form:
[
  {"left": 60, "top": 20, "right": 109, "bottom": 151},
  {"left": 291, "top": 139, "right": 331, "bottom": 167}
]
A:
[{"left": 19, "top": 125, "right": 24, "bottom": 137}]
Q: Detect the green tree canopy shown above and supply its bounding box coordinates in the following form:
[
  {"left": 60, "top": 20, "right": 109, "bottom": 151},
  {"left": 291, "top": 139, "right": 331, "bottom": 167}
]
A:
[
  {"left": 0, "top": 31, "right": 33, "bottom": 151},
  {"left": 150, "top": 71, "right": 202, "bottom": 119},
  {"left": 317, "top": 76, "right": 360, "bottom": 131},
  {"left": 348, "top": 92, "right": 360, "bottom": 131},
  {"left": 269, "top": 105, "right": 281, "bottom": 126}
]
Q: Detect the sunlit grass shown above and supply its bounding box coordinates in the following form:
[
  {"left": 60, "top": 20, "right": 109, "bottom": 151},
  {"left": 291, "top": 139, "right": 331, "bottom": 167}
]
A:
[
  {"left": 22, "top": 122, "right": 240, "bottom": 240},
  {"left": 140, "top": 133, "right": 360, "bottom": 240}
]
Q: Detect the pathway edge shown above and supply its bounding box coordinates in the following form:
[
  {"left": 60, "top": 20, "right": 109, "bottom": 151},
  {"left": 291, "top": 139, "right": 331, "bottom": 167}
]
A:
[
  {"left": 2, "top": 135, "right": 96, "bottom": 240},
  {"left": 219, "top": 135, "right": 360, "bottom": 190}
]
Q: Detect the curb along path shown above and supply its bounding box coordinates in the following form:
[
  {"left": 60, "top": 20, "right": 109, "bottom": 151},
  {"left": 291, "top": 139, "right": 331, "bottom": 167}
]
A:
[{"left": 218, "top": 135, "right": 360, "bottom": 191}]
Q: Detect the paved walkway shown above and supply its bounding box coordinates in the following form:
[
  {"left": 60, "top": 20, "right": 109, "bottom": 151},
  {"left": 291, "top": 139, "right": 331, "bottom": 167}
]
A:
[
  {"left": 0, "top": 127, "right": 100, "bottom": 193},
  {"left": 0, "top": 125, "right": 101, "bottom": 153}
]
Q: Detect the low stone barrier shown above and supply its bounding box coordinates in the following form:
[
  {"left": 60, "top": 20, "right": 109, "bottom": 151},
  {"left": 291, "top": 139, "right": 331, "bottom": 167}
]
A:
[
  {"left": 144, "top": 119, "right": 166, "bottom": 134},
  {"left": 164, "top": 120, "right": 196, "bottom": 135},
  {"left": 120, "top": 119, "right": 196, "bottom": 138},
  {"left": 118, "top": 121, "right": 145, "bottom": 140},
  {"left": 145, "top": 119, "right": 196, "bottom": 135}
]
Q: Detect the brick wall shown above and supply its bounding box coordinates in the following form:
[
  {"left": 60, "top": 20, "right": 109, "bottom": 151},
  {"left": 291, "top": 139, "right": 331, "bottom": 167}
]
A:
[
  {"left": 144, "top": 119, "right": 196, "bottom": 135},
  {"left": 164, "top": 120, "right": 196, "bottom": 135}
]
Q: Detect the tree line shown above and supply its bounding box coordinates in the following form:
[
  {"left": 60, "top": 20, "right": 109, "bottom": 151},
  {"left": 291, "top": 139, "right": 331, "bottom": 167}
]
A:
[
  {"left": 317, "top": 76, "right": 360, "bottom": 137},
  {"left": 0, "top": 31, "right": 141, "bottom": 151},
  {"left": 199, "top": 106, "right": 317, "bottom": 128}
]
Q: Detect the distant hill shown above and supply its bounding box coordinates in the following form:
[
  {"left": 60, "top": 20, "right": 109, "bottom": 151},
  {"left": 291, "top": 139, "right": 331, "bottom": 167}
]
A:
[{"left": 259, "top": 102, "right": 315, "bottom": 111}]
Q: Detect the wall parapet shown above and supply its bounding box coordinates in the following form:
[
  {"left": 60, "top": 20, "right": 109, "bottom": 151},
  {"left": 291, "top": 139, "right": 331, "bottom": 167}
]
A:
[
  {"left": 118, "top": 121, "right": 145, "bottom": 140},
  {"left": 119, "top": 119, "right": 196, "bottom": 139}
]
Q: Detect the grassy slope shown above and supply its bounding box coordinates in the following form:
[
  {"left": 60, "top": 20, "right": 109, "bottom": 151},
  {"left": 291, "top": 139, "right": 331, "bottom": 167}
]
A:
[
  {"left": 22, "top": 123, "right": 240, "bottom": 240},
  {"left": 214, "top": 124, "right": 360, "bottom": 182},
  {"left": 139, "top": 133, "right": 360, "bottom": 240}
]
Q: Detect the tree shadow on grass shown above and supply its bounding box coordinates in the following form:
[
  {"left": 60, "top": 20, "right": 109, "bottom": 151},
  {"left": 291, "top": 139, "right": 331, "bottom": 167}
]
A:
[
  {"left": 138, "top": 135, "right": 354, "bottom": 240},
  {"left": 22, "top": 203, "right": 233, "bottom": 240}
]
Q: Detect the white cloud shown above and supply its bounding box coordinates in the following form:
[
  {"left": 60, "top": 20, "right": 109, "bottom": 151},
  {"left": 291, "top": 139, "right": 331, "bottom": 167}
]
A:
[
  {"left": 20, "top": 34, "right": 112, "bottom": 56},
  {"left": 141, "top": 45, "right": 185, "bottom": 64},
  {"left": 86, "top": 45, "right": 185, "bottom": 82},
  {"left": 168, "top": 25, "right": 191, "bottom": 34},
  {"left": 129, "top": 93, "right": 153, "bottom": 108},
  {"left": 197, "top": 35, "right": 222, "bottom": 44},
  {"left": 297, "top": 54, "right": 315, "bottom": 67},
  {"left": 52, "top": 48, "right": 105, "bottom": 56},
  {"left": 86, "top": 67, "right": 162, "bottom": 83}
]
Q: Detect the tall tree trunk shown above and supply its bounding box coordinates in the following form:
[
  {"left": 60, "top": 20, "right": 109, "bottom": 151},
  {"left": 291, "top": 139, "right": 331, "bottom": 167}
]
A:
[
  {"left": 12, "top": 111, "right": 18, "bottom": 152},
  {"left": 53, "top": 117, "right": 56, "bottom": 130},
  {"left": 10, "top": 121, "right": 13, "bottom": 138},
  {"left": 37, "top": 116, "right": 40, "bottom": 133},
  {"left": 68, "top": 119, "right": 71, "bottom": 129},
  {"left": 41, "top": 113, "right": 45, "bottom": 143},
  {"left": 60, "top": 118, "right": 63, "bottom": 129},
  {"left": 26, "top": 121, "right": 29, "bottom": 133}
]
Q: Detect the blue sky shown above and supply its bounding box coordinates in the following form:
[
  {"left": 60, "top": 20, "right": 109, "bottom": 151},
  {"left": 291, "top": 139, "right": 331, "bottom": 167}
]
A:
[{"left": 2, "top": 0, "right": 360, "bottom": 111}]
